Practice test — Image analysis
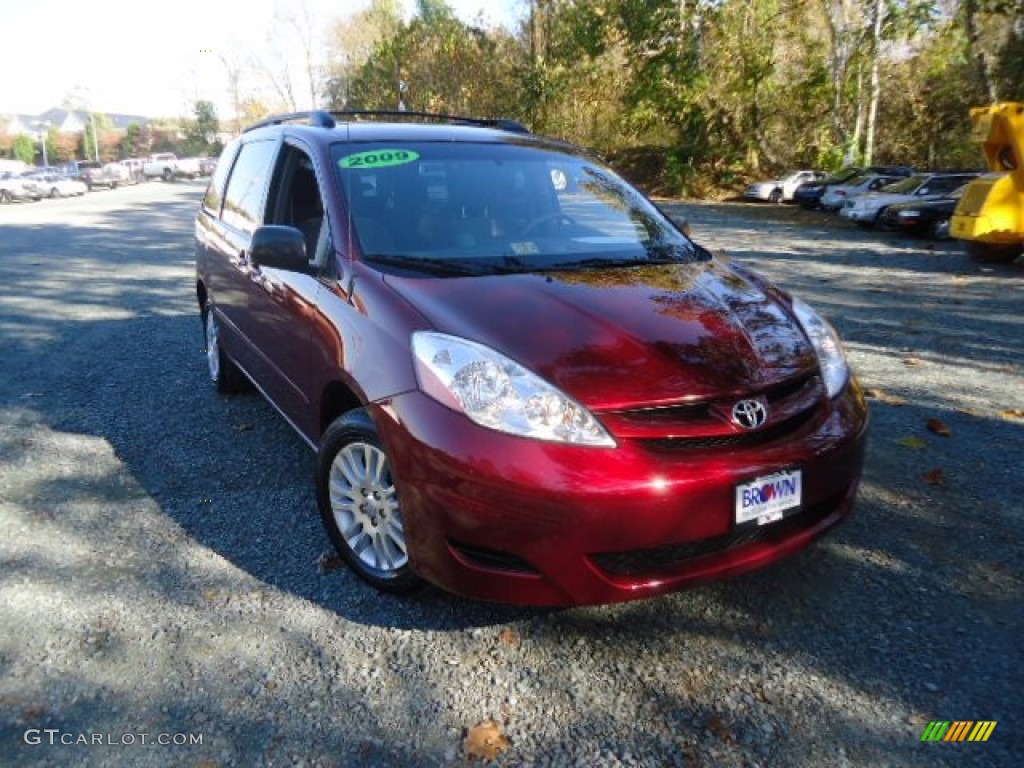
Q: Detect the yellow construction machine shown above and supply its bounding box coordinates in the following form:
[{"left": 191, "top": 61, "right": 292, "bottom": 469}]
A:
[{"left": 951, "top": 102, "right": 1024, "bottom": 262}]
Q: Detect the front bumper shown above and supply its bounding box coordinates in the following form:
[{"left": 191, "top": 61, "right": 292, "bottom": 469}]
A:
[
  {"left": 840, "top": 206, "right": 876, "bottom": 222},
  {"left": 372, "top": 383, "right": 869, "bottom": 606}
]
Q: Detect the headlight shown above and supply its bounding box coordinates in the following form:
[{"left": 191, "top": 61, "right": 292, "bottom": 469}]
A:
[
  {"left": 790, "top": 298, "right": 850, "bottom": 398},
  {"left": 412, "top": 332, "right": 615, "bottom": 447}
]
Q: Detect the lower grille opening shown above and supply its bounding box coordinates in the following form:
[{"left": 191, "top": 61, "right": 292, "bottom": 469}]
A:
[
  {"left": 590, "top": 490, "right": 847, "bottom": 577},
  {"left": 449, "top": 541, "right": 540, "bottom": 575},
  {"left": 638, "top": 407, "right": 818, "bottom": 452}
]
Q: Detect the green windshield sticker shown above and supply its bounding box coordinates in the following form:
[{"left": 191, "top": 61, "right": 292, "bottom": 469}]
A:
[{"left": 339, "top": 149, "right": 420, "bottom": 169}]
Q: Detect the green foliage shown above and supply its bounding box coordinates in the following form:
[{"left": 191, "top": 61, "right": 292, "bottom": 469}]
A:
[
  {"left": 12, "top": 134, "right": 35, "bottom": 164},
  {"left": 182, "top": 100, "right": 222, "bottom": 157},
  {"left": 326, "top": 0, "right": 1019, "bottom": 195}
]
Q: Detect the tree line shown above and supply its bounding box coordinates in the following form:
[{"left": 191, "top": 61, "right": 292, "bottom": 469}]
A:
[{"left": 322, "top": 0, "right": 1023, "bottom": 194}]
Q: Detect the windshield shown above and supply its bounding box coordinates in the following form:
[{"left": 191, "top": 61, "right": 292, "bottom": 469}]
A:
[
  {"left": 332, "top": 141, "right": 698, "bottom": 276},
  {"left": 844, "top": 174, "right": 873, "bottom": 187},
  {"left": 880, "top": 174, "right": 927, "bottom": 194},
  {"left": 827, "top": 167, "right": 862, "bottom": 184}
]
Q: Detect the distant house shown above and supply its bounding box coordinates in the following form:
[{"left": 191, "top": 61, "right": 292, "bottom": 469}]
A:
[{"left": 3, "top": 108, "right": 150, "bottom": 136}]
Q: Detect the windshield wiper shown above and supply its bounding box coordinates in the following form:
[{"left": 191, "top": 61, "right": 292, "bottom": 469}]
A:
[
  {"left": 539, "top": 257, "right": 648, "bottom": 271},
  {"left": 363, "top": 253, "right": 490, "bottom": 276}
]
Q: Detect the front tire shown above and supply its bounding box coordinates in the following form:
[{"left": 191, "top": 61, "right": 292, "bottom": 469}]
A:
[
  {"left": 769, "top": 189, "right": 782, "bottom": 204},
  {"left": 930, "top": 217, "right": 951, "bottom": 240},
  {"left": 203, "top": 301, "right": 247, "bottom": 393},
  {"left": 317, "top": 409, "right": 421, "bottom": 594},
  {"left": 162, "top": 168, "right": 173, "bottom": 182}
]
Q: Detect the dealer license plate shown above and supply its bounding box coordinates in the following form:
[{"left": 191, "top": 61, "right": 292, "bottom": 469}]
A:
[{"left": 735, "top": 470, "right": 802, "bottom": 526}]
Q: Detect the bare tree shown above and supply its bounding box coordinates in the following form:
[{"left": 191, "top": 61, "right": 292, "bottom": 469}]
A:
[{"left": 864, "top": 0, "right": 884, "bottom": 164}]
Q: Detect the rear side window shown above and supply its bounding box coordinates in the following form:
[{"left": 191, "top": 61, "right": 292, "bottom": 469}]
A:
[
  {"left": 221, "top": 140, "right": 277, "bottom": 234},
  {"left": 202, "top": 143, "right": 239, "bottom": 216}
]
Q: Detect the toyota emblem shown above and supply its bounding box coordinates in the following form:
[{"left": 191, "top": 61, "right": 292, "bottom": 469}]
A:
[{"left": 731, "top": 399, "right": 768, "bottom": 430}]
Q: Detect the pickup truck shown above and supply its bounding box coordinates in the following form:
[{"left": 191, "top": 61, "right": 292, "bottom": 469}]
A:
[{"left": 142, "top": 153, "right": 202, "bottom": 181}]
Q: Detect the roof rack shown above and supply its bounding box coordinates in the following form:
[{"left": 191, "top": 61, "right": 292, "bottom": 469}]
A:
[
  {"left": 243, "top": 110, "right": 337, "bottom": 133},
  {"left": 330, "top": 110, "right": 530, "bottom": 134},
  {"left": 242, "top": 109, "right": 530, "bottom": 135}
]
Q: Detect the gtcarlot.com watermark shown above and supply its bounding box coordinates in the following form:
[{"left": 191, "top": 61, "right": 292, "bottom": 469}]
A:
[{"left": 24, "top": 729, "right": 203, "bottom": 747}]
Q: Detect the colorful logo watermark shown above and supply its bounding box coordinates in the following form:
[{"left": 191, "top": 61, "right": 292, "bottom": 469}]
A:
[{"left": 920, "top": 721, "right": 996, "bottom": 742}]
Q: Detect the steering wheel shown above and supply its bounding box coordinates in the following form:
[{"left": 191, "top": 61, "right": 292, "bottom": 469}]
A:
[{"left": 518, "top": 213, "right": 577, "bottom": 236}]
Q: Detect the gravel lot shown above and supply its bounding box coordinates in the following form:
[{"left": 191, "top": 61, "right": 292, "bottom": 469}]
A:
[{"left": 1, "top": 183, "right": 1021, "bottom": 767}]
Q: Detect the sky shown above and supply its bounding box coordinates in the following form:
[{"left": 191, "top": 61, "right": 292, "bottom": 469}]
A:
[{"left": 0, "top": 0, "right": 525, "bottom": 119}]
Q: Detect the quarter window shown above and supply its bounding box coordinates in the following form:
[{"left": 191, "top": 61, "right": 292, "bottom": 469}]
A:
[
  {"left": 221, "top": 140, "right": 277, "bottom": 234},
  {"left": 202, "top": 143, "right": 239, "bottom": 216}
]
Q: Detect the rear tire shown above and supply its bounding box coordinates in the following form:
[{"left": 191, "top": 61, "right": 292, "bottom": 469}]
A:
[
  {"left": 0, "top": 189, "right": 10, "bottom": 204},
  {"left": 317, "top": 409, "right": 423, "bottom": 594},
  {"left": 967, "top": 241, "right": 1023, "bottom": 263},
  {"left": 769, "top": 189, "right": 782, "bottom": 204},
  {"left": 162, "top": 168, "right": 173, "bottom": 182},
  {"left": 202, "top": 301, "right": 248, "bottom": 393}
]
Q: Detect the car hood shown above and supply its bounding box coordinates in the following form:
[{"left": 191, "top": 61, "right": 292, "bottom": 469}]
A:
[
  {"left": 853, "top": 191, "right": 918, "bottom": 208},
  {"left": 383, "top": 260, "right": 817, "bottom": 410},
  {"left": 888, "top": 197, "right": 957, "bottom": 213}
]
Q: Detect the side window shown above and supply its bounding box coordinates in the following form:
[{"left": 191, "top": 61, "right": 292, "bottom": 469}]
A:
[
  {"left": 202, "top": 142, "right": 239, "bottom": 216},
  {"left": 266, "top": 144, "right": 329, "bottom": 267},
  {"left": 221, "top": 140, "right": 278, "bottom": 234}
]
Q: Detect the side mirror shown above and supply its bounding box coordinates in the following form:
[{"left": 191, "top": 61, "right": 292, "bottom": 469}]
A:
[{"left": 250, "top": 225, "right": 308, "bottom": 272}]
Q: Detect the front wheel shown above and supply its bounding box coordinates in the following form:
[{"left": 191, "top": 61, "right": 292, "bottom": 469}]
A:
[
  {"left": 0, "top": 189, "right": 10, "bottom": 204},
  {"left": 317, "top": 409, "right": 422, "bottom": 594},
  {"left": 930, "top": 217, "right": 951, "bottom": 240},
  {"left": 769, "top": 189, "right": 782, "bottom": 204},
  {"left": 50, "top": 188, "right": 59, "bottom": 198},
  {"left": 162, "top": 168, "right": 173, "bottom": 182}
]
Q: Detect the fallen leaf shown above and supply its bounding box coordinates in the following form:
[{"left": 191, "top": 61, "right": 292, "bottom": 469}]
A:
[
  {"left": 864, "top": 388, "right": 908, "bottom": 406},
  {"left": 498, "top": 628, "right": 520, "bottom": 647},
  {"left": 897, "top": 436, "right": 927, "bottom": 450},
  {"left": 706, "top": 715, "right": 734, "bottom": 743},
  {"left": 464, "top": 720, "right": 510, "bottom": 761},
  {"left": 922, "top": 468, "right": 945, "bottom": 486},
  {"left": 902, "top": 357, "right": 923, "bottom": 367},
  {"left": 999, "top": 409, "right": 1024, "bottom": 421},
  {"left": 233, "top": 423, "right": 254, "bottom": 432},
  {"left": 317, "top": 552, "right": 344, "bottom": 572},
  {"left": 926, "top": 418, "right": 952, "bottom": 437}
]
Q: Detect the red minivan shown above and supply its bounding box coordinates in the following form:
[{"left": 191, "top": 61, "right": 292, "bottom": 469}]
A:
[{"left": 195, "top": 111, "right": 868, "bottom": 606}]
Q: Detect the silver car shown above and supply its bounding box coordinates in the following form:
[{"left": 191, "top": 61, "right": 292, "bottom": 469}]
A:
[{"left": 840, "top": 172, "right": 979, "bottom": 226}]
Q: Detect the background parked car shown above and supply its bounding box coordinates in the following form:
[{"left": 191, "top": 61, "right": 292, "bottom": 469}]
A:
[
  {"left": 793, "top": 165, "right": 915, "bottom": 209},
  {"left": 839, "top": 171, "right": 979, "bottom": 227},
  {"left": 879, "top": 184, "right": 967, "bottom": 239},
  {"left": 743, "top": 170, "right": 828, "bottom": 203},
  {"left": 199, "top": 157, "right": 218, "bottom": 176},
  {"left": 121, "top": 158, "right": 146, "bottom": 183},
  {"left": 819, "top": 173, "right": 904, "bottom": 212},
  {"left": 0, "top": 172, "right": 42, "bottom": 203},
  {"left": 35, "top": 173, "right": 87, "bottom": 198},
  {"left": 75, "top": 161, "right": 119, "bottom": 190}
]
